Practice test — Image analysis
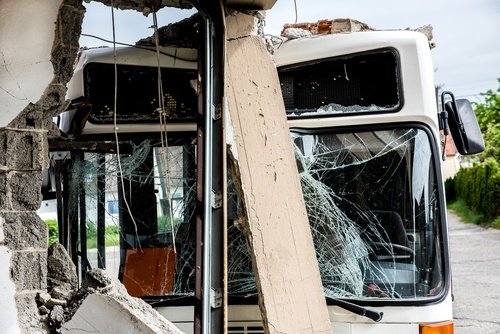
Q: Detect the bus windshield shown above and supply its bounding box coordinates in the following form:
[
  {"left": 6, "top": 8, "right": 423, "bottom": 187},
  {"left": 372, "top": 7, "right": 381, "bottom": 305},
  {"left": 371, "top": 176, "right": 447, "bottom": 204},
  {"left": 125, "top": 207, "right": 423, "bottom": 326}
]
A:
[
  {"left": 52, "top": 127, "right": 445, "bottom": 303},
  {"left": 289, "top": 127, "right": 445, "bottom": 301},
  {"left": 228, "top": 126, "right": 446, "bottom": 302}
]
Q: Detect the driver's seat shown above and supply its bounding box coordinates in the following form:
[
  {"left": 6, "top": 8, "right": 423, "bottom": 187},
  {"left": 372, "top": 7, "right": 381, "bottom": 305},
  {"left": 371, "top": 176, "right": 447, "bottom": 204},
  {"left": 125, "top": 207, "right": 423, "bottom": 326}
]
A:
[{"left": 372, "top": 210, "right": 407, "bottom": 247}]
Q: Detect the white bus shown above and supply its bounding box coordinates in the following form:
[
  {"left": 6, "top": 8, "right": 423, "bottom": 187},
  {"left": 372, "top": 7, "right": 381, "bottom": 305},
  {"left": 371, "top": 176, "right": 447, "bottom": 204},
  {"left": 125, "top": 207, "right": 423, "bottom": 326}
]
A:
[{"left": 49, "top": 29, "right": 483, "bottom": 334}]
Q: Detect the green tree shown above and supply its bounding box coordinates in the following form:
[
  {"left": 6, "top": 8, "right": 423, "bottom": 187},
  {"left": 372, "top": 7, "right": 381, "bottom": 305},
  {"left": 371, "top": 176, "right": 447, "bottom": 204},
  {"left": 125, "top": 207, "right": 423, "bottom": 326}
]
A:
[{"left": 473, "top": 80, "right": 500, "bottom": 161}]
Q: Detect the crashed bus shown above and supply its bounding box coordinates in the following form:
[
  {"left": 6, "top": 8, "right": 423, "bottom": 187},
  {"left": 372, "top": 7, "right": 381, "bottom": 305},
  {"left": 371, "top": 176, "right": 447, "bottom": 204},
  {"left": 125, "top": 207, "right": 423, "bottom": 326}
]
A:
[{"left": 43, "top": 29, "right": 483, "bottom": 333}]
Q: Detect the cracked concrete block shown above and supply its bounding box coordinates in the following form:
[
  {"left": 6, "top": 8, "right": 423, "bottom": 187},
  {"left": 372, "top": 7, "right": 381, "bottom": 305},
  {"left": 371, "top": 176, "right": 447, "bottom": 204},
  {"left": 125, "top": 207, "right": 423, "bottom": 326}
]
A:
[
  {"left": 46, "top": 297, "right": 67, "bottom": 309},
  {"left": 10, "top": 172, "right": 43, "bottom": 211},
  {"left": 38, "top": 305, "right": 49, "bottom": 315},
  {"left": 47, "top": 243, "right": 78, "bottom": 289},
  {"left": 0, "top": 175, "right": 8, "bottom": 210},
  {"left": 38, "top": 291, "right": 52, "bottom": 305},
  {"left": 49, "top": 305, "right": 65, "bottom": 324},
  {"left": 0, "top": 130, "right": 48, "bottom": 171},
  {"left": 11, "top": 250, "right": 47, "bottom": 291},
  {"left": 51, "top": 286, "right": 74, "bottom": 301},
  {"left": 0, "top": 216, "right": 5, "bottom": 244},
  {"left": 51, "top": 3, "right": 86, "bottom": 85},
  {"left": 2, "top": 212, "right": 48, "bottom": 250},
  {"left": 15, "top": 292, "right": 49, "bottom": 334}
]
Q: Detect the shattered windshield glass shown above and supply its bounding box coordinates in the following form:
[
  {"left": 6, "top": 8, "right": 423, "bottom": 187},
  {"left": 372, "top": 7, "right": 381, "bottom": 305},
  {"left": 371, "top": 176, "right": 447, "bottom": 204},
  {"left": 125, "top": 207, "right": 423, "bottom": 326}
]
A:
[
  {"left": 291, "top": 127, "right": 445, "bottom": 300},
  {"left": 63, "top": 127, "right": 444, "bottom": 303},
  {"left": 228, "top": 127, "right": 445, "bottom": 301}
]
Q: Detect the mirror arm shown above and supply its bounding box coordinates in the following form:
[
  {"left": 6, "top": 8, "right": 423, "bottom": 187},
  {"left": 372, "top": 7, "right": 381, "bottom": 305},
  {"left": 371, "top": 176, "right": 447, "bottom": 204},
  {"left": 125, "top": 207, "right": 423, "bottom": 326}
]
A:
[
  {"left": 440, "top": 110, "right": 449, "bottom": 136},
  {"left": 441, "top": 91, "right": 466, "bottom": 134}
]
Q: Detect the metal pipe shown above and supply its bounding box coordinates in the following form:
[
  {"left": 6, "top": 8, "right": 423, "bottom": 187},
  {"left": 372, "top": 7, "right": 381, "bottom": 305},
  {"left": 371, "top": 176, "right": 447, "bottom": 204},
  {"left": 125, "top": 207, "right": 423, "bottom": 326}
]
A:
[
  {"left": 97, "top": 154, "right": 106, "bottom": 269},
  {"left": 202, "top": 17, "right": 214, "bottom": 334}
]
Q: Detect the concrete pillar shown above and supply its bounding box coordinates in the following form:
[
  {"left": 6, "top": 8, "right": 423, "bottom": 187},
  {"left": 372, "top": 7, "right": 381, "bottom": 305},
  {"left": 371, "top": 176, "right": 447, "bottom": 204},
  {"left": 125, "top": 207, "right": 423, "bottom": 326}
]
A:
[
  {"left": 0, "top": 129, "right": 50, "bottom": 333},
  {"left": 225, "top": 12, "right": 332, "bottom": 334}
]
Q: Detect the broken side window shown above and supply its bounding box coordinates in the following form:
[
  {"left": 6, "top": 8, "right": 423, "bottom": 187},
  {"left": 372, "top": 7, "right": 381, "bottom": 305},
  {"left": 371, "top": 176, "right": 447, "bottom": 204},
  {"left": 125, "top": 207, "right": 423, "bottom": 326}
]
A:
[
  {"left": 278, "top": 49, "right": 402, "bottom": 117},
  {"left": 62, "top": 136, "right": 197, "bottom": 298}
]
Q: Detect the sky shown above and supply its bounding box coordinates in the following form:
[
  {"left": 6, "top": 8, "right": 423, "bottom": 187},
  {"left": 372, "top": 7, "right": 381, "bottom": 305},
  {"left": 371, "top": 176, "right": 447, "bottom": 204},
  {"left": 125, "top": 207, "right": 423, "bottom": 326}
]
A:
[{"left": 80, "top": 0, "right": 500, "bottom": 102}]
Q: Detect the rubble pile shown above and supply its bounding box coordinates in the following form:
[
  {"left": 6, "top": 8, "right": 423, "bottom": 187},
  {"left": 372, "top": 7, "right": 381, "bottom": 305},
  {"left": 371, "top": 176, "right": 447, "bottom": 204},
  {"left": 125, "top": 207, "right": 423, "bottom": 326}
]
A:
[{"left": 36, "top": 243, "right": 182, "bottom": 333}]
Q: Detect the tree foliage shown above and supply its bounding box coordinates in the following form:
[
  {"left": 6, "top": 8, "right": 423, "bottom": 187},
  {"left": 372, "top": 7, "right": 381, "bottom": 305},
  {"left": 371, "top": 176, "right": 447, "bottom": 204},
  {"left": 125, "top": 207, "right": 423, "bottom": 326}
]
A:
[
  {"left": 453, "top": 158, "right": 500, "bottom": 219},
  {"left": 473, "top": 80, "right": 500, "bottom": 161}
]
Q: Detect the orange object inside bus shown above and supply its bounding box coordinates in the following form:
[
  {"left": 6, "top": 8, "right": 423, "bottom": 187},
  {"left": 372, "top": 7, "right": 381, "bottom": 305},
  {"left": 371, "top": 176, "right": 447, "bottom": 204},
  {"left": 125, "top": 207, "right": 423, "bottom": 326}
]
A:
[{"left": 122, "top": 247, "right": 176, "bottom": 297}]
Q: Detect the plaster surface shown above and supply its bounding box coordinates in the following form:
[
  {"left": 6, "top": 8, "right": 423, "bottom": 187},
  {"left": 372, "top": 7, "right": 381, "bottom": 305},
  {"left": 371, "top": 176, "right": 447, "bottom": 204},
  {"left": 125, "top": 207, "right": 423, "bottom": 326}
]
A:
[
  {"left": 0, "top": 0, "right": 62, "bottom": 127},
  {"left": 0, "top": 245, "right": 21, "bottom": 334}
]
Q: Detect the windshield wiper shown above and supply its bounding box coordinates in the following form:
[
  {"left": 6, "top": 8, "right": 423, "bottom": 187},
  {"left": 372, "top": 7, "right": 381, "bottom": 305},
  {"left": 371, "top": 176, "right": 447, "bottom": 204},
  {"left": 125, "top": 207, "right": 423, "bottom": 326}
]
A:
[
  {"left": 325, "top": 296, "right": 383, "bottom": 322},
  {"left": 228, "top": 293, "right": 383, "bottom": 322}
]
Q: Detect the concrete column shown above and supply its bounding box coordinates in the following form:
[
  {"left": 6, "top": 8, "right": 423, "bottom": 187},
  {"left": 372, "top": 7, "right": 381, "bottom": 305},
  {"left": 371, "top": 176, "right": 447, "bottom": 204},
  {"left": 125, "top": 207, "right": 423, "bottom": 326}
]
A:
[
  {"left": 225, "top": 12, "right": 331, "bottom": 334},
  {"left": 0, "top": 128, "right": 50, "bottom": 333}
]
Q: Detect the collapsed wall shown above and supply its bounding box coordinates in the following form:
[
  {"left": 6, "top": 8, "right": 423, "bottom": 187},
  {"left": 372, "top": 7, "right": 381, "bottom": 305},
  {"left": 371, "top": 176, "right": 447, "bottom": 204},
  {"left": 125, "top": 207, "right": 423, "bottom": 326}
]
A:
[
  {"left": 0, "top": 1, "right": 185, "bottom": 332},
  {"left": 0, "top": 0, "right": 84, "bottom": 332}
]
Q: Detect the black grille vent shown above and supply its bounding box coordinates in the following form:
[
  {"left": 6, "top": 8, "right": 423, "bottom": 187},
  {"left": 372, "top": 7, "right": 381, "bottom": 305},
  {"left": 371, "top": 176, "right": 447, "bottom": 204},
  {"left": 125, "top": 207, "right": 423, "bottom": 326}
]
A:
[{"left": 84, "top": 63, "right": 198, "bottom": 124}]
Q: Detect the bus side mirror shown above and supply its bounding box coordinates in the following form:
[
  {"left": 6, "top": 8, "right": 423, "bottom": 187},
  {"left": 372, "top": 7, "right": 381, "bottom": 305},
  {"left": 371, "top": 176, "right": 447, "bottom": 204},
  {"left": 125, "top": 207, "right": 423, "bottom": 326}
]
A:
[{"left": 441, "top": 91, "right": 485, "bottom": 155}]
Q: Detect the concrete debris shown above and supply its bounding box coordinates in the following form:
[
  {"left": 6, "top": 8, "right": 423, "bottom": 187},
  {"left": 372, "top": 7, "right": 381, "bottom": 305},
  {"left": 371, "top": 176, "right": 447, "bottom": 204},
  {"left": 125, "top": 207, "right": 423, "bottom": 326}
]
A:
[
  {"left": 47, "top": 243, "right": 78, "bottom": 290},
  {"left": 15, "top": 291, "right": 50, "bottom": 334},
  {"left": 49, "top": 305, "right": 65, "bottom": 324},
  {"left": 136, "top": 13, "right": 199, "bottom": 48},
  {"left": 281, "top": 18, "right": 374, "bottom": 37},
  {"left": 409, "top": 25, "right": 435, "bottom": 48},
  {"left": 91, "top": 0, "right": 192, "bottom": 12},
  {"left": 38, "top": 292, "right": 52, "bottom": 305},
  {"left": 51, "top": 286, "right": 74, "bottom": 301},
  {"left": 81, "top": 267, "right": 112, "bottom": 290},
  {"left": 45, "top": 298, "right": 67, "bottom": 308},
  {"left": 268, "top": 19, "right": 435, "bottom": 51},
  {"left": 33, "top": 269, "right": 184, "bottom": 333},
  {"left": 38, "top": 305, "right": 50, "bottom": 315},
  {"left": 266, "top": 18, "right": 376, "bottom": 51},
  {"left": 60, "top": 269, "right": 183, "bottom": 334},
  {"left": 281, "top": 27, "right": 312, "bottom": 40}
]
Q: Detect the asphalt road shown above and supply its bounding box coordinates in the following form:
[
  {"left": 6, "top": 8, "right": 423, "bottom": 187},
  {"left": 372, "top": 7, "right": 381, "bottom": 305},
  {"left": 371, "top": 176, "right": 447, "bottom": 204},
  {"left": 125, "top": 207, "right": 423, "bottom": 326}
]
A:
[
  {"left": 87, "top": 246, "right": 120, "bottom": 278},
  {"left": 448, "top": 211, "right": 500, "bottom": 334}
]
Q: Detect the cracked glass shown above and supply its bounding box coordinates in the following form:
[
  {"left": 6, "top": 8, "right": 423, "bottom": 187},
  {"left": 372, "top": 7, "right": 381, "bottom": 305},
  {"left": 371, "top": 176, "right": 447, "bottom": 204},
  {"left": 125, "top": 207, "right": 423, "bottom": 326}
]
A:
[
  {"left": 227, "top": 127, "right": 445, "bottom": 301},
  {"left": 291, "top": 127, "right": 445, "bottom": 300},
  {"left": 65, "top": 137, "right": 197, "bottom": 297},
  {"left": 64, "top": 126, "right": 444, "bottom": 302}
]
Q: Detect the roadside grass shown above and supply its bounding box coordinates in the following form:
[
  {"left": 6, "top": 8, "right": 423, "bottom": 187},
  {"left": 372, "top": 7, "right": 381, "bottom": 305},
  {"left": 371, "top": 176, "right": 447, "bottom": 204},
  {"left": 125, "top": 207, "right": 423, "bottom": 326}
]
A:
[
  {"left": 86, "top": 231, "right": 120, "bottom": 249},
  {"left": 448, "top": 199, "right": 500, "bottom": 229},
  {"left": 86, "top": 224, "right": 120, "bottom": 249},
  {"left": 45, "top": 219, "right": 121, "bottom": 248}
]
